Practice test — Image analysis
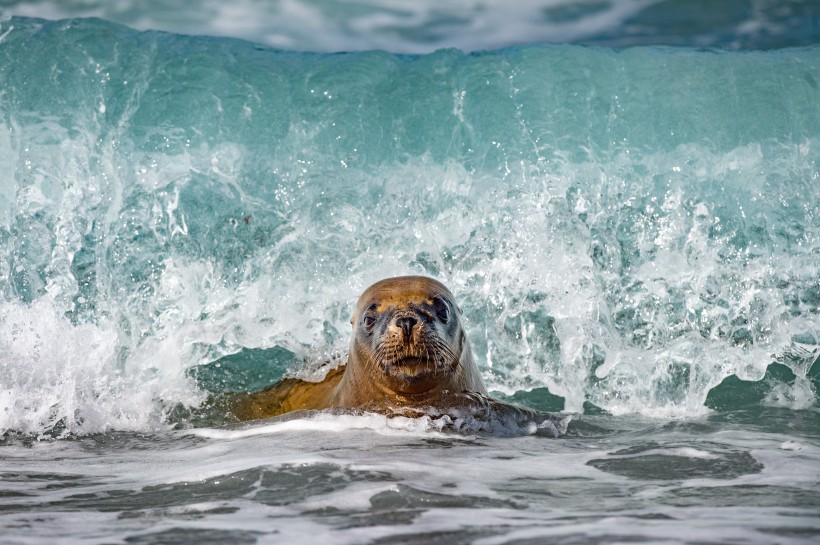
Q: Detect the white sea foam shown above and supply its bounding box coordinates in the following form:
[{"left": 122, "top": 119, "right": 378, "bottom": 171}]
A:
[
  {"left": 763, "top": 377, "right": 817, "bottom": 411},
  {"left": 613, "top": 447, "right": 721, "bottom": 460},
  {"left": 2, "top": 142, "right": 817, "bottom": 435},
  {"left": 190, "top": 412, "right": 470, "bottom": 440},
  {"left": 0, "top": 298, "right": 204, "bottom": 436}
]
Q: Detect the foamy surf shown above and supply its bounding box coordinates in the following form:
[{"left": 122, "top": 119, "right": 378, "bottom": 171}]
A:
[
  {"left": 1, "top": 9, "right": 819, "bottom": 543},
  {"left": 190, "top": 412, "right": 468, "bottom": 440},
  {"left": 0, "top": 16, "right": 818, "bottom": 438}
]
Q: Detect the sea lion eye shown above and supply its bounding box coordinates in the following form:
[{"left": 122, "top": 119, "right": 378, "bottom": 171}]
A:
[
  {"left": 362, "top": 304, "right": 379, "bottom": 331},
  {"left": 433, "top": 297, "right": 449, "bottom": 324}
]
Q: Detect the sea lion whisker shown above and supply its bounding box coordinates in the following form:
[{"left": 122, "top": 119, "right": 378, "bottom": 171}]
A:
[{"left": 423, "top": 344, "right": 433, "bottom": 374}]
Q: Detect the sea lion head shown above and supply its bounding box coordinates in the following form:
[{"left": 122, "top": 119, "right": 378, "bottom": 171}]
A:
[{"left": 347, "top": 276, "right": 484, "bottom": 398}]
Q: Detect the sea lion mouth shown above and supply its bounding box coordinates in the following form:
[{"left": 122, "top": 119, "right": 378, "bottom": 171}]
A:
[
  {"left": 382, "top": 350, "right": 458, "bottom": 395},
  {"left": 386, "top": 357, "right": 432, "bottom": 374},
  {"left": 381, "top": 354, "right": 452, "bottom": 388}
]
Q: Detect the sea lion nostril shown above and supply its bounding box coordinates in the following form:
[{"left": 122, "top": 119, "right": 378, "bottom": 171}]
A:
[{"left": 395, "top": 316, "right": 417, "bottom": 338}]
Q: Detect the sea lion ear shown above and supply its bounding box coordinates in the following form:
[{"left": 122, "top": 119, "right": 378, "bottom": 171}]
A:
[{"left": 457, "top": 305, "right": 463, "bottom": 315}]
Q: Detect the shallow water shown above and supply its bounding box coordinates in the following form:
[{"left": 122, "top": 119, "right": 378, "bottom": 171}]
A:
[
  {"left": 1, "top": 2, "right": 819, "bottom": 544},
  {"left": 2, "top": 409, "right": 819, "bottom": 544}
]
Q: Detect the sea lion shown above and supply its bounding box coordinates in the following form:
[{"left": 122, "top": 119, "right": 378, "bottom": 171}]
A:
[{"left": 228, "top": 276, "right": 563, "bottom": 435}]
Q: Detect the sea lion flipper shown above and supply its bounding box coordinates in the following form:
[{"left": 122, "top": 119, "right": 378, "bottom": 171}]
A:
[{"left": 443, "top": 391, "right": 568, "bottom": 437}]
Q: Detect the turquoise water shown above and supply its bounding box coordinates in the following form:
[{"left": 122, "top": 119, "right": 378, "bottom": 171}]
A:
[{"left": 1, "top": 7, "right": 819, "bottom": 545}]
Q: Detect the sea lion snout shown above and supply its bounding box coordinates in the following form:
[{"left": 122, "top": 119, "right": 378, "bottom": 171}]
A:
[
  {"left": 383, "top": 308, "right": 435, "bottom": 359},
  {"left": 394, "top": 315, "right": 418, "bottom": 340}
]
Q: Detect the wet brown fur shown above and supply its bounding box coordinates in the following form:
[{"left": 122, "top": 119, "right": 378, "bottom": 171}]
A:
[{"left": 229, "top": 276, "right": 487, "bottom": 420}]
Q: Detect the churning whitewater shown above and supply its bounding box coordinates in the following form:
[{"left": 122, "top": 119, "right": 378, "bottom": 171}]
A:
[
  {"left": 0, "top": 17, "right": 817, "bottom": 436},
  {"left": 0, "top": 6, "right": 818, "bottom": 544}
]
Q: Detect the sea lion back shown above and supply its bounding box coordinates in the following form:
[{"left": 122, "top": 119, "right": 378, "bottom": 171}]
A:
[{"left": 229, "top": 366, "right": 345, "bottom": 420}]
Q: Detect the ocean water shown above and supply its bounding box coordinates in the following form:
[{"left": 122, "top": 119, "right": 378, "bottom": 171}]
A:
[
  {"left": 1, "top": 2, "right": 820, "bottom": 544},
  {"left": 5, "top": 0, "right": 820, "bottom": 52}
]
